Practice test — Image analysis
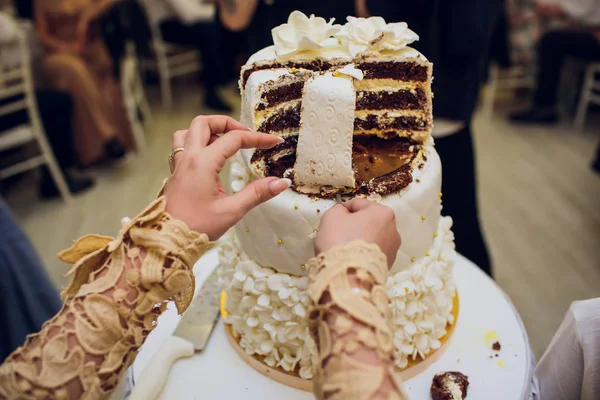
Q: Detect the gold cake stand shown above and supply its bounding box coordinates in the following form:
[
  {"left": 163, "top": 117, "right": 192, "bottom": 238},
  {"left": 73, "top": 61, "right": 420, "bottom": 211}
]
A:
[{"left": 221, "top": 291, "right": 460, "bottom": 392}]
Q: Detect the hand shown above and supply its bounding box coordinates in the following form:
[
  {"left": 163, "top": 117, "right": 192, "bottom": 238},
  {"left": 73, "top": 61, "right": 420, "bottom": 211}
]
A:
[
  {"left": 163, "top": 115, "right": 290, "bottom": 240},
  {"left": 315, "top": 198, "right": 401, "bottom": 268}
]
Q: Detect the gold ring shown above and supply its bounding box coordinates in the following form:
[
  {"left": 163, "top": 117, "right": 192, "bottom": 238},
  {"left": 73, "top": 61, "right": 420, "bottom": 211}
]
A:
[{"left": 169, "top": 147, "right": 184, "bottom": 173}]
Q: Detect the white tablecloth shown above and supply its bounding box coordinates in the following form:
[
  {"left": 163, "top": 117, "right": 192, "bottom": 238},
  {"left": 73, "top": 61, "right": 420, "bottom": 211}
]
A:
[{"left": 131, "top": 251, "right": 533, "bottom": 399}]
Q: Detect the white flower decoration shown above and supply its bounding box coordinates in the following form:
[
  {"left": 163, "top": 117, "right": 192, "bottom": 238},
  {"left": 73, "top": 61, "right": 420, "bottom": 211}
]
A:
[
  {"left": 272, "top": 11, "right": 341, "bottom": 56},
  {"left": 336, "top": 16, "right": 419, "bottom": 56}
]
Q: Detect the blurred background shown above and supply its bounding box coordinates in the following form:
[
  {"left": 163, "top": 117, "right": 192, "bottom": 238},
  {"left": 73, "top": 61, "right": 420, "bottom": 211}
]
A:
[{"left": 0, "top": 0, "right": 598, "bottom": 383}]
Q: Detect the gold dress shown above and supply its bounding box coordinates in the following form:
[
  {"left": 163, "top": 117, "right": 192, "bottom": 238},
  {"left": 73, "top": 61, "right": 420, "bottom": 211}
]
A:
[
  {"left": 0, "top": 192, "right": 406, "bottom": 399},
  {"left": 37, "top": 0, "right": 135, "bottom": 166}
]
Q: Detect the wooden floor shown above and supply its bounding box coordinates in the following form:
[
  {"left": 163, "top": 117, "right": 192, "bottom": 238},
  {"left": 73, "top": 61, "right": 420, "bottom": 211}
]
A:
[{"left": 4, "top": 79, "right": 600, "bottom": 359}]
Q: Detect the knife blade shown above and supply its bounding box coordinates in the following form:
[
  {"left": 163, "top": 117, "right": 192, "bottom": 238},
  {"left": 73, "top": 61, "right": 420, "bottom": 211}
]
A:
[{"left": 130, "top": 268, "right": 222, "bottom": 400}]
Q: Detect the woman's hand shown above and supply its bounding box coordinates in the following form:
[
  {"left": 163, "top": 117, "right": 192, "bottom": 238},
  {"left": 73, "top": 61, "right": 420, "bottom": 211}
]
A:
[
  {"left": 163, "top": 115, "right": 290, "bottom": 240},
  {"left": 315, "top": 198, "right": 401, "bottom": 268}
]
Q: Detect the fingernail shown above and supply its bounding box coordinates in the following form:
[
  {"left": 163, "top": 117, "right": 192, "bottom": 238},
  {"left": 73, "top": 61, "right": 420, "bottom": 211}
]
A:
[
  {"left": 275, "top": 136, "right": 285, "bottom": 143},
  {"left": 269, "top": 178, "right": 292, "bottom": 194}
]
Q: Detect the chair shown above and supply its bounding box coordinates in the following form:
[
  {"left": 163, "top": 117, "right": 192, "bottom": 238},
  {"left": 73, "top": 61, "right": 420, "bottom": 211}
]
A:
[
  {"left": 137, "top": 0, "right": 202, "bottom": 108},
  {"left": 482, "top": 62, "right": 536, "bottom": 121},
  {"left": 574, "top": 62, "right": 600, "bottom": 131},
  {"left": 121, "top": 41, "right": 153, "bottom": 152},
  {"left": 0, "top": 30, "right": 71, "bottom": 201}
]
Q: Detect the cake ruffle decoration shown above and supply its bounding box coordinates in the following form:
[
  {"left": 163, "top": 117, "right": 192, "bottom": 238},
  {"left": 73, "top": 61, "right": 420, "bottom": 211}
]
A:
[
  {"left": 272, "top": 11, "right": 342, "bottom": 56},
  {"left": 336, "top": 17, "right": 419, "bottom": 57},
  {"left": 219, "top": 215, "right": 456, "bottom": 377}
]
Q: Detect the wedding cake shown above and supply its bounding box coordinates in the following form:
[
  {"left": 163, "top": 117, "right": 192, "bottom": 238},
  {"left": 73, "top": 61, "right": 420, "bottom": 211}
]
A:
[{"left": 219, "top": 11, "right": 457, "bottom": 383}]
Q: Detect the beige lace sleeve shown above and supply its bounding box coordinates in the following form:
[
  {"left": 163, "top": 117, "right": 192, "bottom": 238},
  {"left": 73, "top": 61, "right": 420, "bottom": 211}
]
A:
[
  {"left": 307, "top": 241, "right": 408, "bottom": 400},
  {"left": 0, "top": 197, "right": 213, "bottom": 400}
]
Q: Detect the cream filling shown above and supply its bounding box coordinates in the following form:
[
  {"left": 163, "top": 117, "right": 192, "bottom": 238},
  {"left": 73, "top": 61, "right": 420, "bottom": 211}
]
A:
[
  {"left": 353, "top": 79, "right": 424, "bottom": 91},
  {"left": 254, "top": 100, "right": 301, "bottom": 129},
  {"left": 354, "top": 109, "right": 428, "bottom": 119},
  {"left": 445, "top": 378, "right": 464, "bottom": 400}
]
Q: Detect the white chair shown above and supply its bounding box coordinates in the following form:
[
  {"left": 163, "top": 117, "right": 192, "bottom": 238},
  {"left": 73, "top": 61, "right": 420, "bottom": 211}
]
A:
[
  {"left": 482, "top": 62, "right": 536, "bottom": 121},
  {"left": 121, "top": 41, "right": 153, "bottom": 152},
  {"left": 0, "top": 31, "right": 71, "bottom": 201},
  {"left": 137, "top": 0, "right": 202, "bottom": 108},
  {"left": 574, "top": 62, "right": 600, "bottom": 131}
]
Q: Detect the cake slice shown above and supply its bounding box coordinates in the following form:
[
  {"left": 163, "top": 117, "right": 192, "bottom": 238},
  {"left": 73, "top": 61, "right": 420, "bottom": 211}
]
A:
[{"left": 353, "top": 49, "right": 433, "bottom": 143}]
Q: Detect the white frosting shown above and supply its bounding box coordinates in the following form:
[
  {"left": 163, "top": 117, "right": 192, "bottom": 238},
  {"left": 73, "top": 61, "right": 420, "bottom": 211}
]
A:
[
  {"left": 336, "top": 64, "right": 365, "bottom": 80},
  {"left": 336, "top": 17, "right": 419, "bottom": 57},
  {"left": 231, "top": 146, "right": 442, "bottom": 276},
  {"left": 294, "top": 72, "right": 356, "bottom": 188},
  {"left": 271, "top": 11, "right": 342, "bottom": 57},
  {"left": 245, "top": 43, "right": 352, "bottom": 66},
  {"left": 387, "top": 216, "right": 456, "bottom": 368},
  {"left": 219, "top": 216, "right": 456, "bottom": 378},
  {"left": 240, "top": 69, "right": 291, "bottom": 130}
]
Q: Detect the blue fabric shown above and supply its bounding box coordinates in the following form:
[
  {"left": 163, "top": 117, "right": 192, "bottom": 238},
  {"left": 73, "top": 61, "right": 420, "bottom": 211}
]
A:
[{"left": 0, "top": 199, "right": 62, "bottom": 363}]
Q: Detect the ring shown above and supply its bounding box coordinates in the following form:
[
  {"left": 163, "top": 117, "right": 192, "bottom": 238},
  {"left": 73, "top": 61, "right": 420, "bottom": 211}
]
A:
[{"left": 169, "top": 147, "right": 184, "bottom": 173}]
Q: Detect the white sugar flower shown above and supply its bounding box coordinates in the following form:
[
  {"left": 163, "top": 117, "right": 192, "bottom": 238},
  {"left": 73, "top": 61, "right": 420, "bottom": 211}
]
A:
[
  {"left": 272, "top": 11, "right": 341, "bottom": 56},
  {"left": 336, "top": 16, "right": 419, "bottom": 56}
]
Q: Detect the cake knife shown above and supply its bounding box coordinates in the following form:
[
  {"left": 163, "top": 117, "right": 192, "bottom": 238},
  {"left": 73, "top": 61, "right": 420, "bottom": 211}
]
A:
[{"left": 130, "top": 268, "right": 222, "bottom": 400}]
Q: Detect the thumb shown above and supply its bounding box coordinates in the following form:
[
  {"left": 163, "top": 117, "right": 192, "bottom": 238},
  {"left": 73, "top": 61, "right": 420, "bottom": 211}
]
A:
[{"left": 228, "top": 177, "right": 292, "bottom": 218}]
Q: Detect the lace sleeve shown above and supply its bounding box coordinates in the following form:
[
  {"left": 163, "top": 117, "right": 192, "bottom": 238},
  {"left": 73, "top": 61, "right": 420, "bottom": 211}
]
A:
[
  {"left": 307, "top": 241, "right": 408, "bottom": 400},
  {"left": 0, "top": 197, "right": 213, "bottom": 399}
]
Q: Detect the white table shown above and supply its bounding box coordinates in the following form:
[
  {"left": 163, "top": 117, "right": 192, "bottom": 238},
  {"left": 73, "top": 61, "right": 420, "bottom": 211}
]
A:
[{"left": 131, "top": 250, "right": 533, "bottom": 399}]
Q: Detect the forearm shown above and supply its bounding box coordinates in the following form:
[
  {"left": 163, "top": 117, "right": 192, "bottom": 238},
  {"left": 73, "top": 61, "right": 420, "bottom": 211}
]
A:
[
  {"left": 218, "top": 0, "right": 258, "bottom": 31},
  {"left": 0, "top": 197, "right": 213, "bottom": 399},
  {"left": 307, "top": 241, "right": 407, "bottom": 400},
  {"left": 34, "top": 2, "right": 71, "bottom": 52},
  {"left": 36, "top": 29, "right": 72, "bottom": 52},
  {"left": 355, "top": 0, "right": 370, "bottom": 18}
]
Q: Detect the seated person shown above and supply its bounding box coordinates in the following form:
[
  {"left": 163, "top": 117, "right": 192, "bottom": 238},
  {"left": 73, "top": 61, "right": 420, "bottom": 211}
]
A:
[
  {"left": 146, "top": 0, "right": 232, "bottom": 111},
  {"left": 533, "top": 298, "right": 600, "bottom": 399},
  {"left": 0, "top": 198, "right": 63, "bottom": 362},
  {"left": 34, "top": 0, "right": 136, "bottom": 167},
  {"left": 0, "top": 11, "right": 94, "bottom": 198},
  {"left": 510, "top": 0, "right": 600, "bottom": 124}
]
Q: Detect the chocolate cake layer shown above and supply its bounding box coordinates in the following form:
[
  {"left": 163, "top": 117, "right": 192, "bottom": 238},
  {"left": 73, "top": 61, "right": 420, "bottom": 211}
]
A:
[
  {"left": 252, "top": 135, "right": 419, "bottom": 198},
  {"left": 242, "top": 60, "right": 334, "bottom": 87},
  {"left": 258, "top": 104, "right": 301, "bottom": 133},
  {"left": 356, "top": 89, "right": 427, "bottom": 111},
  {"left": 258, "top": 82, "right": 304, "bottom": 110},
  {"left": 431, "top": 372, "right": 469, "bottom": 400},
  {"left": 252, "top": 136, "right": 298, "bottom": 178},
  {"left": 354, "top": 114, "right": 429, "bottom": 131},
  {"left": 357, "top": 62, "right": 428, "bottom": 82},
  {"left": 259, "top": 110, "right": 429, "bottom": 136}
]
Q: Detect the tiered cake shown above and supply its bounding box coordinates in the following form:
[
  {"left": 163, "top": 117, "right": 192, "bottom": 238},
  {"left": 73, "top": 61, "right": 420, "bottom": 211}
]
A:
[{"left": 219, "top": 11, "right": 457, "bottom": 383}]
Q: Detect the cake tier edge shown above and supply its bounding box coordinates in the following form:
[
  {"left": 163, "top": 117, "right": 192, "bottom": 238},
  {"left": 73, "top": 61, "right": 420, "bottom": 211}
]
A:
[{"left": 218, "top": 215, "right": 457, "bottom": 380}]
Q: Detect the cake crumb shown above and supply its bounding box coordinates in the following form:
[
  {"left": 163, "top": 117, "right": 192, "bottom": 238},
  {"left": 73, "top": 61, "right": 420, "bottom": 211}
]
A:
[
  {"left": 431, "top": 372, "right": 469, "bottom": 400},
  {"left": 492, "top": 341, "right": 501, "bottom": 351}
]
